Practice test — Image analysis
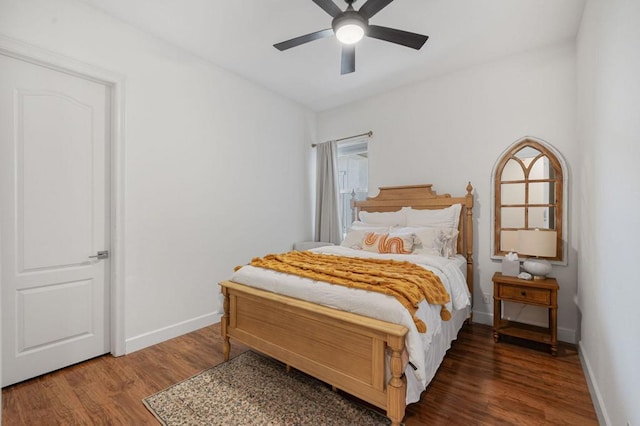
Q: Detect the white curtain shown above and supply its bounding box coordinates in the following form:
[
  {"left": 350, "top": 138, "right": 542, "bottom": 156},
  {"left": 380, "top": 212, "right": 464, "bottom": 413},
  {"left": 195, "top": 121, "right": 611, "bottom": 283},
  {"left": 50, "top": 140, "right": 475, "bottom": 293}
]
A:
[{"left": 315, "top": 141, "right": 342, "bottom": 244}]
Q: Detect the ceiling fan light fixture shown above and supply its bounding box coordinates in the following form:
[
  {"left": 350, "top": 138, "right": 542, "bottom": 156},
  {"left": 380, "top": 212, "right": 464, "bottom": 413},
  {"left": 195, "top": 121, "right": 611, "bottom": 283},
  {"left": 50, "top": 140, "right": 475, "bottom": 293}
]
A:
[
  {"left": 332, "top": 9, "right": 368, "bottom": 45},
  {"left": 335, "top": 20, "right": 365, "bottom": 44}
]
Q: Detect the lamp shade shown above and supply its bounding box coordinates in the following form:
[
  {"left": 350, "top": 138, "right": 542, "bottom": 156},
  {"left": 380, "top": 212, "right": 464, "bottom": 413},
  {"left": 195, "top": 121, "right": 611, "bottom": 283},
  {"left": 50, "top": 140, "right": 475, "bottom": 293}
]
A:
[
  {"left": 517, "top": 229, "right": 557, "bottom": 257},
  {"left": 517, "top": 229, "right": 557, "bottom": 279},
  {"left": 501, "top": 230, "right": 519, "bottom": 252}
]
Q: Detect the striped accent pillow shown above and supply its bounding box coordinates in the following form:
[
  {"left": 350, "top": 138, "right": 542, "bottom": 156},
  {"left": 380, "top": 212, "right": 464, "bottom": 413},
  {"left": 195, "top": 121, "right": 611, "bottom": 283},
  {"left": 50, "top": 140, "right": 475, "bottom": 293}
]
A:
[{"left": 362, "top": 232, "right": 414, "bottom": 254}]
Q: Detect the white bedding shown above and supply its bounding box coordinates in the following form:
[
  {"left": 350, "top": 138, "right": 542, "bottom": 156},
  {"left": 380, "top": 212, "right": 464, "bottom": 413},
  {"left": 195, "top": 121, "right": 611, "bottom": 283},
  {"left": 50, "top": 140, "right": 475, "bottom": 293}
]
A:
[{"left": 230, "top": 245, "right": 471, "bottom": 403}]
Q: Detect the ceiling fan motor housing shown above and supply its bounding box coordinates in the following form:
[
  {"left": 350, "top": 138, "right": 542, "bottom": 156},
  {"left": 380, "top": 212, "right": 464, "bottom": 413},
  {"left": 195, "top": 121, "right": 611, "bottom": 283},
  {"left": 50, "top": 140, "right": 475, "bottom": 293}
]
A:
[{"left": 332, "top": 10, "right": 369, "bottom": 35}]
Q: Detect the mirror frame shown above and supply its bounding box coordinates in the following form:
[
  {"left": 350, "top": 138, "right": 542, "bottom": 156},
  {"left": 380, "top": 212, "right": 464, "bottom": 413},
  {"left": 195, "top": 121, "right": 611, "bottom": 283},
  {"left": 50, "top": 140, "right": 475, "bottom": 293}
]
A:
[{"left": 491, "top": 137, "right": 568, "bottom": 263}]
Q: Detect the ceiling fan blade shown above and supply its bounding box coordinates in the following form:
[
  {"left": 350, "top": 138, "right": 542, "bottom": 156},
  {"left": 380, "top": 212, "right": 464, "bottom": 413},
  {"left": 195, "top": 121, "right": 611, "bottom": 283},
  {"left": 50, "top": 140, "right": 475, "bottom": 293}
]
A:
[
  {"left": 367, "top": 25, "right": 428, "bottom": 50},
  {"left": 341, "top": 45, "right": 356, "bottom": 75},
  {"left": 273, "top": 28, "right": 334, "bottom": 51},
  {"left": 312, "top": 0, "right": 343, "bottom": 17},
  {"left": 358, "top": 0, "right": 394, "bottom": 19}
]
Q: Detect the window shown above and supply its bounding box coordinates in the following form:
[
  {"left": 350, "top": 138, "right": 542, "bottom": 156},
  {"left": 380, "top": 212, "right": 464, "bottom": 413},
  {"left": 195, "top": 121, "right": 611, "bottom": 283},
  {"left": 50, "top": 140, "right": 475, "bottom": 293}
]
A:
[
  {"left": 493, "top": 138, "right": 566, "bottom": 262},
  {"left": 337, "top": 140, "right": 368, "bottom": 236}
]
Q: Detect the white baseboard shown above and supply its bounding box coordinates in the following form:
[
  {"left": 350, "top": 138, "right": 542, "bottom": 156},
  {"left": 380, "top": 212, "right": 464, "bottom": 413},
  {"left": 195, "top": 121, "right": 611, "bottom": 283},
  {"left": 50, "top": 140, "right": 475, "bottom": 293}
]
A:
[
  {"left": 471, "top": 310, "right": 577, "bottom": 343},
  {"left": 472, "top": 310, "right": 493, "bottom": 326},
  {"left": 578, "top": 341, "right": 610, "bottom": 426},
  {"left": 558, "top": 326, "right": 576, "bottom": 344},
  {"left": 125, "top": 311, "right": 222, "bottom": 354}
]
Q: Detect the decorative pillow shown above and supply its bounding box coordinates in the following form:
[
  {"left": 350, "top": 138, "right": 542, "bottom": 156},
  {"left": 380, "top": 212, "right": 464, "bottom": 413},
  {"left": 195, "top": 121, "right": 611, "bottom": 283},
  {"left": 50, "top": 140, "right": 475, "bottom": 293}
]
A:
[
  {"left": 358, "top": 208, "right": 408, "bottom": 227},
  {"left": 341, "top": 224, "right": 389, "bottom": 249},
  {"left": 405, "top": 204, "right": 462, "bottom": 229},
  {"left": 440, "top": 228, "right": 460, "bottom": 258},
  {"left": 362, "top": 232, "right": 414, "bottom": 254},
  {"left": 394, "top": 227, "right": 443, "bottom": 257},
  {"left": 393, "top": 226, "right": 459, "bottom": 257}
]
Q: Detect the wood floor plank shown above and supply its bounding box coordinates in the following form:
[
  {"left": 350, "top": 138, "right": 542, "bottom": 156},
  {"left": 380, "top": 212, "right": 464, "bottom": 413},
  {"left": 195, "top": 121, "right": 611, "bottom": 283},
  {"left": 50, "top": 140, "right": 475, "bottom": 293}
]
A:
[{"left": 2, "top": 323, "right": 597, "bottom": 425}]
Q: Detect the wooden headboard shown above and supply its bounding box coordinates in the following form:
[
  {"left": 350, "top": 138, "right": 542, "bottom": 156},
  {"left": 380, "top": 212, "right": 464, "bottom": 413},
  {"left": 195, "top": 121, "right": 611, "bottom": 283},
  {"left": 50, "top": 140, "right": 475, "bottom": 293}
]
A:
[{"left": 351, "top": 183, "right": 474, "bottom": 298}]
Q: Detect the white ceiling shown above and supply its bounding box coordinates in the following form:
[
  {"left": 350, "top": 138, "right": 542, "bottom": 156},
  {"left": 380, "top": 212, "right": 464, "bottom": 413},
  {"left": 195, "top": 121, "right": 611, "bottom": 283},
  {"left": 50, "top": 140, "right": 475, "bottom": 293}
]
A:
[{"left": 78, "top": 0, "right": 586, "bottom": 111}]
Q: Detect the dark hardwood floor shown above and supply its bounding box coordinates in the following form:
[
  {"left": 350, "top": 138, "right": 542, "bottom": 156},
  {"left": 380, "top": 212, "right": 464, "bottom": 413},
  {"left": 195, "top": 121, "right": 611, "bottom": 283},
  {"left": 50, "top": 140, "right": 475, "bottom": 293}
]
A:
[{"left": 2, "top": 323, "right": 597, "bottom": 425}]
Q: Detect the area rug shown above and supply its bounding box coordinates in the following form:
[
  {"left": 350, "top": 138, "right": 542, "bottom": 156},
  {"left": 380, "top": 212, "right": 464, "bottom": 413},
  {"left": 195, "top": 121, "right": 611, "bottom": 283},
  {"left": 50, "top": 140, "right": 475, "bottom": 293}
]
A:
[{"left": 143, "top": 351, "right": 390, "bottom": 425}]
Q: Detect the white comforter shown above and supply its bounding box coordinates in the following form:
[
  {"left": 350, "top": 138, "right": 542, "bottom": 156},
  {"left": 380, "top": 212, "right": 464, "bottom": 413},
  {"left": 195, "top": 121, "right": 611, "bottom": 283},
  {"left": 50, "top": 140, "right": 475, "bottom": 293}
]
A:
[{"left": 230, "top": 245, "right": 471, "bottom": 401}]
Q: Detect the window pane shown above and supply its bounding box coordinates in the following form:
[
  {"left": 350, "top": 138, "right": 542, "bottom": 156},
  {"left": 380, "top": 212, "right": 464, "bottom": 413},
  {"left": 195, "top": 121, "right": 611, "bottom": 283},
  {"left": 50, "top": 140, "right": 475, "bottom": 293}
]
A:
[
  {"left": 337, "top": 140, "right": 367, "bottom": 156},
  {"left": 529, "top": 182, "right": 553, "bottom": 204},
  {"left": 501, "top": 159, "right": 524, "bottom": 181},
  {"left": 528, "top": 207, "right": 555, "bottom": 229},
  {"left": 338, "top": 155, "right": 368, "bottom": 193},
  {"left": 514, "top": 146, "right": 541, "bottom": 160},
  {"left": 337, "top": 140, "right": 368, "bottom": 235},
  {"left": 548, "top": 163, "right": 556, "bottom": 179},
  {"left": 501, "top": 207, "right": 525, "bottom": 228},
  {"left": 501, "top": 183, "right": 525, "bottom": 204},
  {"left": 529, "top": 156, "right": 551, "bottom": 180}
]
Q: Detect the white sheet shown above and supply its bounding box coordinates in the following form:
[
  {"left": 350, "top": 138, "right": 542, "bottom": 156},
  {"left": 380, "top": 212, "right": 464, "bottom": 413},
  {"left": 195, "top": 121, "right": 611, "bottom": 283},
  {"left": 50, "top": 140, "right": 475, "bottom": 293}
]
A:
[
  {"left": 404, "top": 305, "right": 470, "bottom": 402},
  {"left": 230, "top": 246, "right": 471, "bottom": 404}
]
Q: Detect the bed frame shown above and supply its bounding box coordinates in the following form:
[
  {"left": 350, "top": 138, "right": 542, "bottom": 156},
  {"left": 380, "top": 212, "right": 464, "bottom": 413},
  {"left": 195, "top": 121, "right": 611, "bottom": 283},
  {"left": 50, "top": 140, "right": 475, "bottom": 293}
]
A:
[{"left": 220, "top": 183, "right": 474, "bottom": 425}]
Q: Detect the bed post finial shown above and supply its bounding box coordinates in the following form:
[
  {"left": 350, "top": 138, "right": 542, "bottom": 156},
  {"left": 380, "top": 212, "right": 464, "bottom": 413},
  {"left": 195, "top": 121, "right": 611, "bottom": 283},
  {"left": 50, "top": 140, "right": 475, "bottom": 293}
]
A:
[{"left": 466, "top": 181, "right": 473, "bottom": 195}]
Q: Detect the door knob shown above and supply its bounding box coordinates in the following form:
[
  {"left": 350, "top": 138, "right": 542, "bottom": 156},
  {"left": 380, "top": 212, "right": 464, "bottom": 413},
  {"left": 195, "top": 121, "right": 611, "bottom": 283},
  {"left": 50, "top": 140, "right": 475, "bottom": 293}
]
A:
[{"left": 89, "top": 250, "right": 109, "bottom": 260}]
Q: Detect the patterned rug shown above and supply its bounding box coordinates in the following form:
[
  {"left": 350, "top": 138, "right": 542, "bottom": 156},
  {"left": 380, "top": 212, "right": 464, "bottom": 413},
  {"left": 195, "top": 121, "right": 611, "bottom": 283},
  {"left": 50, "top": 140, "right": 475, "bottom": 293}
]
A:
[{"left": 143, "top": 351, "right": 390, "bottom": 425}]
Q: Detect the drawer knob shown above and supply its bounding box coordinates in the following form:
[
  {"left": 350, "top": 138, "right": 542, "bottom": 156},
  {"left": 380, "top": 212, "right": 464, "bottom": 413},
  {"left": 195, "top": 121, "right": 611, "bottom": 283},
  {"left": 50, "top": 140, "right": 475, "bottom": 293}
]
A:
[{"left": 520, "top": 291, "right": 527, "bottom": 297}]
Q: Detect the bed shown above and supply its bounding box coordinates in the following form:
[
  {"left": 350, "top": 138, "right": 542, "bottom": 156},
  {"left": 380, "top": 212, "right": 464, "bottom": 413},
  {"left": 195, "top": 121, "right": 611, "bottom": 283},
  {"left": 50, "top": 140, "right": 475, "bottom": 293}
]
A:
[{"left": 220, "top": 183, "right": 474, "bottom": 425}]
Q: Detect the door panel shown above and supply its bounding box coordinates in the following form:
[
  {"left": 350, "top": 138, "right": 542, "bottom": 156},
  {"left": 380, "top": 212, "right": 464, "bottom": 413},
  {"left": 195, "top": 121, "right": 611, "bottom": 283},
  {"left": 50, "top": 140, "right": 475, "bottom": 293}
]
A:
[
  {"left": 19, "top": 279, "right": 93, "bottom": 352},
  {"left": 0, "top": 54, "right": 110, "bottom": 386},
  {"left": 18, "top": 90, "right": 94, "bottom": 271}
]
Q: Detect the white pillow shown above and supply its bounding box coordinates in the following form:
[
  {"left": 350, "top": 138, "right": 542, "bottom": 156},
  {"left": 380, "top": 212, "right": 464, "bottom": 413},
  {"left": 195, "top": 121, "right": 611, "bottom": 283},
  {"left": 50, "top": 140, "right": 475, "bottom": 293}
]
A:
[
  {"left": 361, "top": 231, "right": 415, "bottom": 254},
  {"left": 358, "top": 208, "right": 407, "bottom": 227},
  {"left": 405, "top": 204, "right": 462, "bottom": 229},
  {"left": 349, "top": 221, "right": 390, "bottom": 231}
]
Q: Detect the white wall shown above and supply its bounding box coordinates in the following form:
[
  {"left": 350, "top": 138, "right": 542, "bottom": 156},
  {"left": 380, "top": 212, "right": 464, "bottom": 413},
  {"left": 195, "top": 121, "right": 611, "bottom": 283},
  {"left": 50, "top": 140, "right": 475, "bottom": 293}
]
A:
[
  {"left": 0, "top": 0, "right": 315, "bottom": 352},
  {"left": 576, "top": 0, "right": 640, "bottom": 424},
  {"left": 318, "top": 42, "right": 580, "bottom": 342}
]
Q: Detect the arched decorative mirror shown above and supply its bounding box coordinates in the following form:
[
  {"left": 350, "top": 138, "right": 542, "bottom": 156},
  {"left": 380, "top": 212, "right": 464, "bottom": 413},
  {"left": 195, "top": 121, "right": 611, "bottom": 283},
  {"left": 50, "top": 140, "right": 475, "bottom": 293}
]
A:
[{"left": 492, "top": 138, "right": 566, "bottom": 262}]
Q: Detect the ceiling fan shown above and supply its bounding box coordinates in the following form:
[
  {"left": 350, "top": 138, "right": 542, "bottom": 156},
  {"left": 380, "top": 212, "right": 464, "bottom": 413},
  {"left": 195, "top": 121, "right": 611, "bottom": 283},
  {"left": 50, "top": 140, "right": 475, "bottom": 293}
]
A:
[{"left": 273, "top": 0, "right": 429, "bottom": 75}]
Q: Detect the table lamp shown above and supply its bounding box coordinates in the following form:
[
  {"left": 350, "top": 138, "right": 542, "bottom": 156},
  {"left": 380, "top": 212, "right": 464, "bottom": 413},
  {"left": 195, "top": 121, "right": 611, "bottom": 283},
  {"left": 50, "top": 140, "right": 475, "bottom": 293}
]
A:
[{"left": 517, "top": 229, "right": 557, "bottom": 280}]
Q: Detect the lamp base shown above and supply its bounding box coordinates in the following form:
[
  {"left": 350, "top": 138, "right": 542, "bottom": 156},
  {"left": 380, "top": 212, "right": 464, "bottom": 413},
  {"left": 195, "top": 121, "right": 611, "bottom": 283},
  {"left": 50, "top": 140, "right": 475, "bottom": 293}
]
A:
[{"left": 523, "top": 258, "right": 552, "bottom": 280}]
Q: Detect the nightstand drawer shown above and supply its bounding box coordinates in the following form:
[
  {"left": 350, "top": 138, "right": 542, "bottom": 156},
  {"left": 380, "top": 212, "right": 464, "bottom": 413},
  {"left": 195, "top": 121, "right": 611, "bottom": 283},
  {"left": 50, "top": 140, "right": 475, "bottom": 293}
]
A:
[{"left": 498, "top": 285, "right": 550, "bottom": 304}]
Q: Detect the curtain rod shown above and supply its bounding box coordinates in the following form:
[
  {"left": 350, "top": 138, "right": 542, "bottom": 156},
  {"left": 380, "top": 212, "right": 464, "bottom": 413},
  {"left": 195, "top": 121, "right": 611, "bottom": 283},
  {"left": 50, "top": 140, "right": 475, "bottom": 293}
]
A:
[{"left": 311, "top": 130, "right": 373, "bottom": 147}]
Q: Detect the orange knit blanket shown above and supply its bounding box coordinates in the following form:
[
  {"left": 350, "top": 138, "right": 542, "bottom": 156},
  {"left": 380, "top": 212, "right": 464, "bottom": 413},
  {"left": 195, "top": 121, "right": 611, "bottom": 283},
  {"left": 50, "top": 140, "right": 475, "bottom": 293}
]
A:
[{"left": 240, "top": 251, "right": 451, "bottom": 333}]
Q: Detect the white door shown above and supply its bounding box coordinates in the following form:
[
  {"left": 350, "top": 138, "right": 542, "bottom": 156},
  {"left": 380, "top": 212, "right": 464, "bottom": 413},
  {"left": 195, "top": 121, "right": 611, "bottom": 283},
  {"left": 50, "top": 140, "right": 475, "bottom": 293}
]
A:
[{"left": 0, "top": 54, "right": 110, "bottom": 386}]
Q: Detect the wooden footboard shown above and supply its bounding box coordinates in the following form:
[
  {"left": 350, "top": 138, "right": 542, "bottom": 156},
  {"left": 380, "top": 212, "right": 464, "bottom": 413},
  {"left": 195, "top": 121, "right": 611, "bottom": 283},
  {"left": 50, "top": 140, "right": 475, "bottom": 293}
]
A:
[{"left": 220, "top": 280, "right": 409, "bottom": 426}]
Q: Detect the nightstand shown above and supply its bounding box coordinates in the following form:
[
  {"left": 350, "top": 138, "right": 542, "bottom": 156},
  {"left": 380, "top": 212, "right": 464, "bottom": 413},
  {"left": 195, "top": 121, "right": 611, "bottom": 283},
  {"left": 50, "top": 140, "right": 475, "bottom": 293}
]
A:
[{"left": 492, "top": 272, "right": 559, "bottom": 355}]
